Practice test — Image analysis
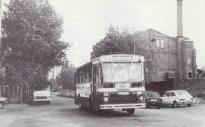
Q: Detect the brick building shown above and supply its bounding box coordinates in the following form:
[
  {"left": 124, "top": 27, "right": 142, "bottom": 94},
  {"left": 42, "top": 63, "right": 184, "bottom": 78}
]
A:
[
  {"left": 132, "top": 28, "right": 196, "bottom": 92},
  {"left": 132, "top": 0, "right": 197, "bottom": 93}
]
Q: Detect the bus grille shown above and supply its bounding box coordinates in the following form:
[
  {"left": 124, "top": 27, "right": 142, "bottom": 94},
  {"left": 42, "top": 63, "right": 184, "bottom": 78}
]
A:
[{"left": 109, "top": 94, "right": 137, "bottom": 104}]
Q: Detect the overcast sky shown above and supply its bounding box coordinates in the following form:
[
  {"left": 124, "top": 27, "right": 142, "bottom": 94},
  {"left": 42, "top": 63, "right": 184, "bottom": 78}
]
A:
[
  {"left": 48, "top": 0, "right": 205, "bottom": 68},
  {"left": 3, "top": 0, "right": 205, "bottom": 68}
]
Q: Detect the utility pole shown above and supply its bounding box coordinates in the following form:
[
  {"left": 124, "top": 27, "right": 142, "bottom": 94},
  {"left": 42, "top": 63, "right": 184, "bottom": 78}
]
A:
[
  {"left": 0, "top": 0, "right": 1, "bottom": 51},
  {"left": 0, "top": 0, "right": 2, "bottom": 95}
]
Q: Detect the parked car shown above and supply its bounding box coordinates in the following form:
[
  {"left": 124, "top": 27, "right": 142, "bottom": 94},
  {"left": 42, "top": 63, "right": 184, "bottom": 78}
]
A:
[
  {"left": 145, "top": 91, "right": 162, "bottom": 109},
  {"left": 0, "top": 96, "right": 7, "bottom": 108},
  {"left": 161, "top": 90, "right": 193, "bottom": 108},
  {"left": 55, "top": 91, "right": 63, "bottom": 96}
]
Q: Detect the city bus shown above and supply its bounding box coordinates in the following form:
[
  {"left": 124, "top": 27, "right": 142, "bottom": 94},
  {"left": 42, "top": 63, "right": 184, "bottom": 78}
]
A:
[{"left": 75, "top": 54, "right": 145, "bottom": 114}]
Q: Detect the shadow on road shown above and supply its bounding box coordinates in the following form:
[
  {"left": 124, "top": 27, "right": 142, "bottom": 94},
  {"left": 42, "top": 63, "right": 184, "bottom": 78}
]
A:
[{"left": 59, "top": 108, "right": 145, "bottom": 118}]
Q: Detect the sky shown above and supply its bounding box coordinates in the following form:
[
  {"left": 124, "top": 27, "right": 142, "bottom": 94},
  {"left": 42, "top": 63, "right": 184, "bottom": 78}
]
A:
[
  {"left": 47, "top": 0, "right": 205, "bottom": 68},
  {"left": 2, "top": 0, "right": 205, "bottom": 68}
]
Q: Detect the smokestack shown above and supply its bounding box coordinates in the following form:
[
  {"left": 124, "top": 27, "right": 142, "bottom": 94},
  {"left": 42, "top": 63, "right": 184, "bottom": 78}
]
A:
[
  {"left": 176, "top": 0, "right": 184, "bottom": 80},
  {"left": 177, "top": 0, "right": 183, "bottom": 37}
]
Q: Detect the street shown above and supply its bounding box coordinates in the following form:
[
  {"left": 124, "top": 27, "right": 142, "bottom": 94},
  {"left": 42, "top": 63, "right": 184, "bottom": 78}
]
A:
[{"left": 0, "top": 95, "right": 205, "bottom": 127}]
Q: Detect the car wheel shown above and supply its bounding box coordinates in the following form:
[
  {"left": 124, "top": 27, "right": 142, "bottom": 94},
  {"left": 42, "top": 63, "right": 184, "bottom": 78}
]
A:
[
  {"left": 173, "top": 101, "right": 178, "bottom": 108},
  {"left": 79, "top": 98, "right": 85, "bottom": 110},
  {"left": 187, "top": 104, "right": 191, "bottom": 107},
  {"left": 157, "top": 104, "right": 161, "bottom": 109},
  {"left": 127, "top": 109, "right": 135, "bottom": 115},
  {"left": 47, "top": 101, "right": 51, "bottom": 105},
  {"left": 0, "top": 103, "right": 3, "bottom": 109},
  {"left": 79, "top": 100, "right": 83, "bottom": 110},
  {"left": 146, "top": 103, "right": 150, "bottom": 108}
]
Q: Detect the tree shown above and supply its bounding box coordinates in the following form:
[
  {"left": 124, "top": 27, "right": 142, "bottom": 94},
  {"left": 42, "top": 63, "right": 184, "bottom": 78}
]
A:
[
  {"left": 56, "top": 63, "right": 75, "bottom": 90},
  {"left": 92, "top": 25, "right": 134, "bottom": 58},
  {"left": 1, "top": 0, "right": 69, "bottom": 103},
  {"left": 92, "top": 25, "right": 154, "bottom": 83}
]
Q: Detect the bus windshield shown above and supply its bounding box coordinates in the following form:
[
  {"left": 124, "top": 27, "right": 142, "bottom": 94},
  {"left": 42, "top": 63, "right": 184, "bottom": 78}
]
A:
[{"left": 102, "top": 62, "right": 142, "bottom": 82}]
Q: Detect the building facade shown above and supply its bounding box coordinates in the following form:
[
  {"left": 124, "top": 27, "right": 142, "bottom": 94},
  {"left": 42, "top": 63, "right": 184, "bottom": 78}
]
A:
[
  {"left": 132, "top": 0, "right": 197, "bottom": 93},
  {"left": 133, "top": 29, "right": 196, "bottom": 85}
]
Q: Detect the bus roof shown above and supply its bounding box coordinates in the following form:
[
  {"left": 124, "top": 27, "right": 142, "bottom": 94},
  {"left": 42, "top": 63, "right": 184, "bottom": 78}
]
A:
[
  {"left": 94, "top": 54, "right": 144, "bottom": 63},
  {"left": 77, "top": 54, "right": 144, "bottom": 70}
]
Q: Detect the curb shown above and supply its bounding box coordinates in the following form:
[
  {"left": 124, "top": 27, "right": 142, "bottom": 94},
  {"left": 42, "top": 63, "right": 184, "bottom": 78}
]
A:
[{"left": 6, "top": 104, "right": 29, "bottom": 108}]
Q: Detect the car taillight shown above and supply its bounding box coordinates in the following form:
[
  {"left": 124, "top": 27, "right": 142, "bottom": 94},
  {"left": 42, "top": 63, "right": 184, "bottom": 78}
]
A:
[{"left": 180, "top": 99, "right": 185, "bottom": 103}]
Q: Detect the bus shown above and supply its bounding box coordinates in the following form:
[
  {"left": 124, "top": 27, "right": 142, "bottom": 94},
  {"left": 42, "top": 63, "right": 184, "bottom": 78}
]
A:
[{"left": 75, "top": 54, "right": 145, "bottom": 114}]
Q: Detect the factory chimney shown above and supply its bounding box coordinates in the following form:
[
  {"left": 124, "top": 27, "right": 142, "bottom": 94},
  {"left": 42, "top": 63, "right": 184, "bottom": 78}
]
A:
[
  {"left": 177, "top": 0, "right": 183, "bottom": 37},
  {"left": 176, "top": 0, "right": 184, "bottom": 80}
]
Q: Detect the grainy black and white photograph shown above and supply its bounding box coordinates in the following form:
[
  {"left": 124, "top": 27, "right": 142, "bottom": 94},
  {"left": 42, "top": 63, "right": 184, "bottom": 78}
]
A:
[{"left": 0, "top": 0, "right": 205, "bottom": 127}]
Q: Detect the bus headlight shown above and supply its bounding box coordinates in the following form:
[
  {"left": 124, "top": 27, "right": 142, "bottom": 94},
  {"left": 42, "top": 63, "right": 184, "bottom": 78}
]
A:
[
  {"left": 104, "top": 92, "right": 109, "bottom": 97},
  {"left": 138, "top": 95, "right": 144, "bottom": 102},
  {"left": 137, "top": 91, "right": 143, "bottom": 95},
  {"left": 139, "top": 96, "right": 144, "bottom": 101},
  {"left": 131, "top": 82, "right": 142, "bottom": 88},
  {"left": 104, "top": 97, "right": 109, "bottom": 102},
  {"left": 103, "top": 83, "right": 115, "bottom": 88}
]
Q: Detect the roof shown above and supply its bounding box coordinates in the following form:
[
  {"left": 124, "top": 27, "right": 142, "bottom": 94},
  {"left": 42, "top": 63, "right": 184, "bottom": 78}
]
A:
[
  {"left": 77, "top": 54, "right": 145, "bottom": 69},
  {"left": 146, "top": 28, "right": 171, "bottom": 38}
]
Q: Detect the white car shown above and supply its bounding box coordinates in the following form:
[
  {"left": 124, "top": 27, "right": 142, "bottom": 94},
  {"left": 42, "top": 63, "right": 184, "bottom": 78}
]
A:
[
  {"left": 33, "top": 90, "right": 51, "bottom": 104},
  {"left": 161, "top": 90, "right": 193, "bottom": 108},
  {"left": 0, "top": 96, "right": 7, "bottom": 108}
]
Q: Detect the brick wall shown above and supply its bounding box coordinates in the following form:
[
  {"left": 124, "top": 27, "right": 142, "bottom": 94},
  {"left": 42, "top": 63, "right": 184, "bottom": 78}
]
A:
[{"left": 134, "top": 29, "right": 196, "bottom": 83}]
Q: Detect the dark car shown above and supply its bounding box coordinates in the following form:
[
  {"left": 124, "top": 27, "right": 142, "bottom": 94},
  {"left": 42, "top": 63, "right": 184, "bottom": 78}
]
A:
[{"left": 145, "top": 91, "right": 162, "bottom": 109}]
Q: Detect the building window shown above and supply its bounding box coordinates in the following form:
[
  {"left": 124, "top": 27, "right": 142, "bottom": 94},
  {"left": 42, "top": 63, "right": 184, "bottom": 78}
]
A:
[
  {"left": 188, "top": 57, "right": 192, "bottom": 65},
  {"left": 188, "top": 72, "right": 192, "bottom": 78},
  {"left": 160, "top": 40, "right": 164, "bottom": 48},
  {"left": 157, "top": 40, "right": 160, "bottom": 47},
  {"left": 156, "top": 39, "right": 164, "bottom": 48}
]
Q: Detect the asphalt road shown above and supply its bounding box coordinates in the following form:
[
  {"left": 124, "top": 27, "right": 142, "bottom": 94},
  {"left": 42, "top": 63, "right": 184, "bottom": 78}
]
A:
[{"left": 0, "top": 95, "right": 205, "bottom": 127}]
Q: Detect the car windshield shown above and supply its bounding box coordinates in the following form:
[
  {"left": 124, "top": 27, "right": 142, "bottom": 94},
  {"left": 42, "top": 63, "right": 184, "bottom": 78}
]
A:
[
  {"left": 146, "top": 91, "right": 160, "bottom": 98},
  {"left": 102, "top": 62, "right": 142, "bottom": 82},
  {"left": 34, "top": 84, "right": 50, "bottom": 91}
]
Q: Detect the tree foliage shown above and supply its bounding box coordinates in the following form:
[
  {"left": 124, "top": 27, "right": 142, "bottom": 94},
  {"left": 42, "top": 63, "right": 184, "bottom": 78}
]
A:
[
  {"left": 93, "top": 26, "right": 134, "bottom": 58},
  {"left": 56, "top": 64, "right": 76, "bottom": 90},
  {"left": 2, "top": 0, "right": 69, "bottom": 87}
]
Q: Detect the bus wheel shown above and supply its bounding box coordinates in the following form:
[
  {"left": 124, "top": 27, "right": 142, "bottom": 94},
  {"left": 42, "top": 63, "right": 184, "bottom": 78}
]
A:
[
  {"left": 79, "top": 98, "right": 84, "bottom": 110},
  {"left": 127, "top": 109, "right": 135, "bottom": 115},
  {"left": 89, "top": 96, "right": 96, "bottom": 113}
]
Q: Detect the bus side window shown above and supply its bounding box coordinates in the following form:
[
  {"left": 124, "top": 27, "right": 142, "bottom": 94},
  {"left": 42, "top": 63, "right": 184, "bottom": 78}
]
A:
[
  {"left": 93, "top": 66, "right": 97, "bottom": 84},
  {"left": 93, "top": 65, "right": 99, "bottom": 85},
  {"left": 98, "top": 65, "right": 103, "bottom": 88}
]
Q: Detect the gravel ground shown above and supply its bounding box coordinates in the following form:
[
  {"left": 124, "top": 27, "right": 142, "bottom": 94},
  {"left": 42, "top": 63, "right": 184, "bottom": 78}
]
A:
[{"left": 0, "top": 95, "right": 205, "bottom": 127}]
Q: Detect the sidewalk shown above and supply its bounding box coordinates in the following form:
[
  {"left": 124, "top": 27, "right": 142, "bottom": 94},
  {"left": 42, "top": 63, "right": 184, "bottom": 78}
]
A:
[{"left": 0, "top": 103, "right": 28, "bottom": 109}]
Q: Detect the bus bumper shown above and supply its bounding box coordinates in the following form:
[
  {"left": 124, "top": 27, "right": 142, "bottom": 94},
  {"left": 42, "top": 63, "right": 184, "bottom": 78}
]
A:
[{"left": 100, "top": 103, "right": 145, "bottom": 110}]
